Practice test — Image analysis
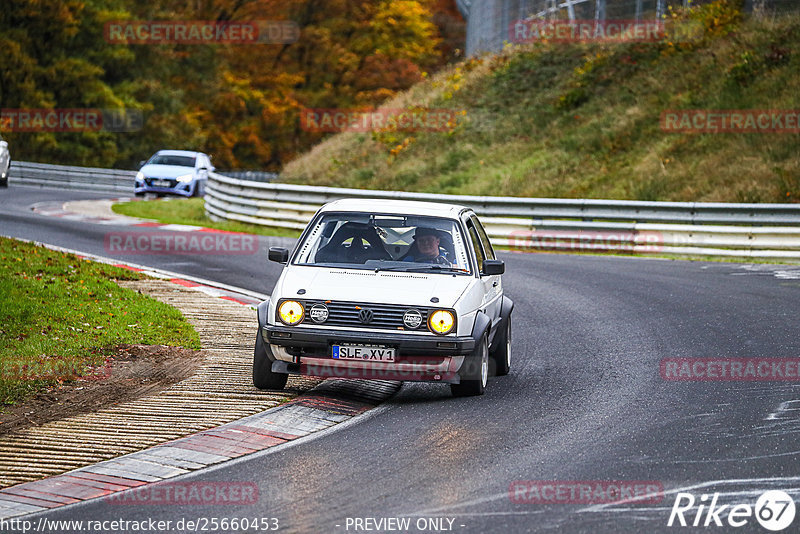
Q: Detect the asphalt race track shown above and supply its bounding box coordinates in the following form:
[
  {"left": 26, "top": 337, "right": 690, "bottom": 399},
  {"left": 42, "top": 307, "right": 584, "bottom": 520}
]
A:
[{"left": 3, "top": 184, "right": 800, "bottom": 533}]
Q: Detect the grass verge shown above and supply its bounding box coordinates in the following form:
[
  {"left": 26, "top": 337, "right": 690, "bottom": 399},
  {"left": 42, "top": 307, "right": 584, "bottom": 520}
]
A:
[
  {"left": 112, "top": 198, "right": 301, "bottom": 238},
  {"left": 0, "top": 237, "right": 201, "bottom": 407}
]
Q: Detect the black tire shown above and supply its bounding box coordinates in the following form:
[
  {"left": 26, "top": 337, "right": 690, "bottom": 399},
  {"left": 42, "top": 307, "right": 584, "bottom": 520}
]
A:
[
  {"left": 134, "top": 191, "right": 144, "bottom": 197},
  {"left": 0, "top": 176, "right": 7, "bottom": 188},
  {"left": 253, "top": 331, "right": 288, "bottom": 390},
  {"left": 451, "top": 334, "right": 488, "bottom": 397},
  {"left": 491, "top": 314, "right": 511, "bottom": 376}
]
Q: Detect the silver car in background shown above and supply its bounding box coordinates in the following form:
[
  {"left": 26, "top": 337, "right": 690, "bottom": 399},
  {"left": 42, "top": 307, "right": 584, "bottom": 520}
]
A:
[
  {"left": 135, "top": 150, "right": 213, "bottom": 197},
  {"left": 0, "top": 137, "right": 9, "bottom": 187}
]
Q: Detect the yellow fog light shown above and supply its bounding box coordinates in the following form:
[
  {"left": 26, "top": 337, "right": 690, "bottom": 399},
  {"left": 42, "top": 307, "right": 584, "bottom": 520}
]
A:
[
  {"left": 428, "top": 309, "right": 455, "bottom": 335},
  {"left": 278, "top": 300, "right": 304, "bottom": 325}
]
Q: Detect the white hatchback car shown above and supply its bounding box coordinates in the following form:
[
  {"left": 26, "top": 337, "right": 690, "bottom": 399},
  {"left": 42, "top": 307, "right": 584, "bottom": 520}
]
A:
[{"left": 255, "top": 199, "right": 513, "bottom": 396}]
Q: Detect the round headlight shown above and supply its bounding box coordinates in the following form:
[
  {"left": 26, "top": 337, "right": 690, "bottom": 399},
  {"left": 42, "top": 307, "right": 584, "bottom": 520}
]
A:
[
  {"left": 428, "top": 309, "right": 455, "bottom": 335},
  {"left": 403, "top": 309, "right": 423, "bottom": 329},
  {"left": 309, "top": 304, "right": 329, "bottom": 324},
  {"left": 278, "top": 300, "right": 304, "bottom": 325}
]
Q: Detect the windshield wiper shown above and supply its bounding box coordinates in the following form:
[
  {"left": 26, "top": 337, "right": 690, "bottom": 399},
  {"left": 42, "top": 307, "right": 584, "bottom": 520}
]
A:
[
  {"left": 371, "top": 264, "right": 417, "bottom": 272},
  {"left": 374, "top": 264, "right": 469, "bottom": 274},
  {"left": 406, "top": 265, "right": 469, "bottom": 273}
]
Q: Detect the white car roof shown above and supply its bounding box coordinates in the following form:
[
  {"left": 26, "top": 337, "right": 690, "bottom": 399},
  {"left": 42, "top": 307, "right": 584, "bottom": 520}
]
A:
[
  {"left": 319, "top": 198, "right": 470, "bottom": 217},
  {"left": 155, "top": 150, "right": 204, "bottom": 157}
]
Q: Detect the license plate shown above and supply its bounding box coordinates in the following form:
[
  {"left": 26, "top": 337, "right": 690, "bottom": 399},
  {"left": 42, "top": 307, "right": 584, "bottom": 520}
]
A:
[
  {"left": 332, "top": 344, "right": 396, "bottom": 362},
  {"left": 152, "top": 179, "right": 171, "bottom": 187}
]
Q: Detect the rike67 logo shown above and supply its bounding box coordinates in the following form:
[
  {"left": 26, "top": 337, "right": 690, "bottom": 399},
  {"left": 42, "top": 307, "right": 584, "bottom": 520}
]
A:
[{"left": 668, "top": 491, "right": 796, "bottom": 531}]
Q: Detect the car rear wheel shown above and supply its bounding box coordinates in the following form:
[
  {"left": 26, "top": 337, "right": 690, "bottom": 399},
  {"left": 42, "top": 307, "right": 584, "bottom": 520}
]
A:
[
  {"left": 253, "top": 331, "right": 288, "bottom": 390},
  {"left": 491, "top": 314, "right": 511, "bottom": 376},
  {"left": 451, "top": 334, "right": 488, "bottom": 397}
]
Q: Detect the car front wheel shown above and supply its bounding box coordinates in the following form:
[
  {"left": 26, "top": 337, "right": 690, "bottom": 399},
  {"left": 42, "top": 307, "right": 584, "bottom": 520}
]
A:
[
  {"left": 451, "top": 334, "right": 488, "bottom": 397},
  {"left": 253, "top": 331, "right": 288, "bottom": 390},
  {"left": 491, "top": 314, "right": 511, "bottom": 376}
]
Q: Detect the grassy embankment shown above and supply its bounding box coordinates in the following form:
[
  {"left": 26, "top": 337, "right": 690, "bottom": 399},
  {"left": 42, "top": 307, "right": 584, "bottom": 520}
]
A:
[
  {"left": 0, "top": 237, "right": 200, "bottom": 407},
  {"left": 112, "top": 2, "right": 798, "bottom": 262},
  {"left": 282, "top": 1, "right": 800, "bottom": 203}
]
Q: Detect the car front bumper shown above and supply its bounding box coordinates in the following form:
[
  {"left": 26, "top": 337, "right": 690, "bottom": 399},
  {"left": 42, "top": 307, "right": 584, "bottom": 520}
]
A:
[
  {"left": 135, "top": 182, "right": 193, "bottom": 197},
  {"left": 262, "top": 324, "right": 474, "bottom": 384}
]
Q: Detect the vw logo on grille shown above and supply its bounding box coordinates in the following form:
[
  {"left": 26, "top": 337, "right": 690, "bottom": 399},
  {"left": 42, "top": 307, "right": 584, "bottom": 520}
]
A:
[{"left": 358, "top": 308, "right": 374, "bottom": 324}]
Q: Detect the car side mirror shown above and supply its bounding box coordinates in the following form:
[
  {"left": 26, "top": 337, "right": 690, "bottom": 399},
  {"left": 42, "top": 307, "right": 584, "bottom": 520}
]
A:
[
  {"left": 268, "top": 247, "right": 290, "bottom": 264},
  {"left": 482, "top": 259, "right": 504, "bottom": 276}
]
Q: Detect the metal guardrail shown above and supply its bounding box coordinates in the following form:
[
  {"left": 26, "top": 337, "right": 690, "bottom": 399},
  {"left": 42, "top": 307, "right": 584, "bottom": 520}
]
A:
[
  {"left": 7, "top": 161, "right": 800, "bottom": 259},
  {"left": 9, "top": 161, "right": 135, "bottom": 193},
  {"left": 205, "top": 172, "right": 800, "bottom": 260}
]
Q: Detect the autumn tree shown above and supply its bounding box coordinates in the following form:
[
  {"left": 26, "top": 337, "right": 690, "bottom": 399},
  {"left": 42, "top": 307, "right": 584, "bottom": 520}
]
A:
[{"left": 0, "top": 0, "right": 464, "bottom": 170}]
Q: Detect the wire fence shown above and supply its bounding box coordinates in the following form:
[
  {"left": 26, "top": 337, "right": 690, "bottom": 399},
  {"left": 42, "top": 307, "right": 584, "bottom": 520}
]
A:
[{"left": 462, "top": 0, "right": 799, "bottom": 55}]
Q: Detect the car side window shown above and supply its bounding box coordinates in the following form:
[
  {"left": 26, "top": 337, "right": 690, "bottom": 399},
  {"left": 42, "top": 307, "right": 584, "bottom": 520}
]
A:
[
  {"left": 466, "top": 221, "right": 485, "bottom": 273},
  {"left": 470, "top": 214, "right": 496, "bottom": 260}
]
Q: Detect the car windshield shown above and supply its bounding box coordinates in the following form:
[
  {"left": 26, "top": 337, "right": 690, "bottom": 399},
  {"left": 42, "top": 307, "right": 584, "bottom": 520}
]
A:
[
  {"left": 294, "top": 212, "right": 472, "bottom": 274},
  {"left": 148, "top": 155, "right": 196, "bottom": 167}
]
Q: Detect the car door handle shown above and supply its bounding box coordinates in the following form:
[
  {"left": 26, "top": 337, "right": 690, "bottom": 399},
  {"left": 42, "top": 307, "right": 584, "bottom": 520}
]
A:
[{"left": 492, "top": 281, "right": 498, "bottom": 287}]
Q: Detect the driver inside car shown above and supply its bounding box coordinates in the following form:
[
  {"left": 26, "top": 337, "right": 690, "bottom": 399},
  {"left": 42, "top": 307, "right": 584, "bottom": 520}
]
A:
[{"left": 402, "top": 227, "right": 451, "bottom": 266}]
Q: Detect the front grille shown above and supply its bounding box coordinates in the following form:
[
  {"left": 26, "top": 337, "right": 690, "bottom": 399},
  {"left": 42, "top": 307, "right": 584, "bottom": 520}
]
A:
[{"left": 301, "top": 300, "right": 432, "bottom": 331}]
